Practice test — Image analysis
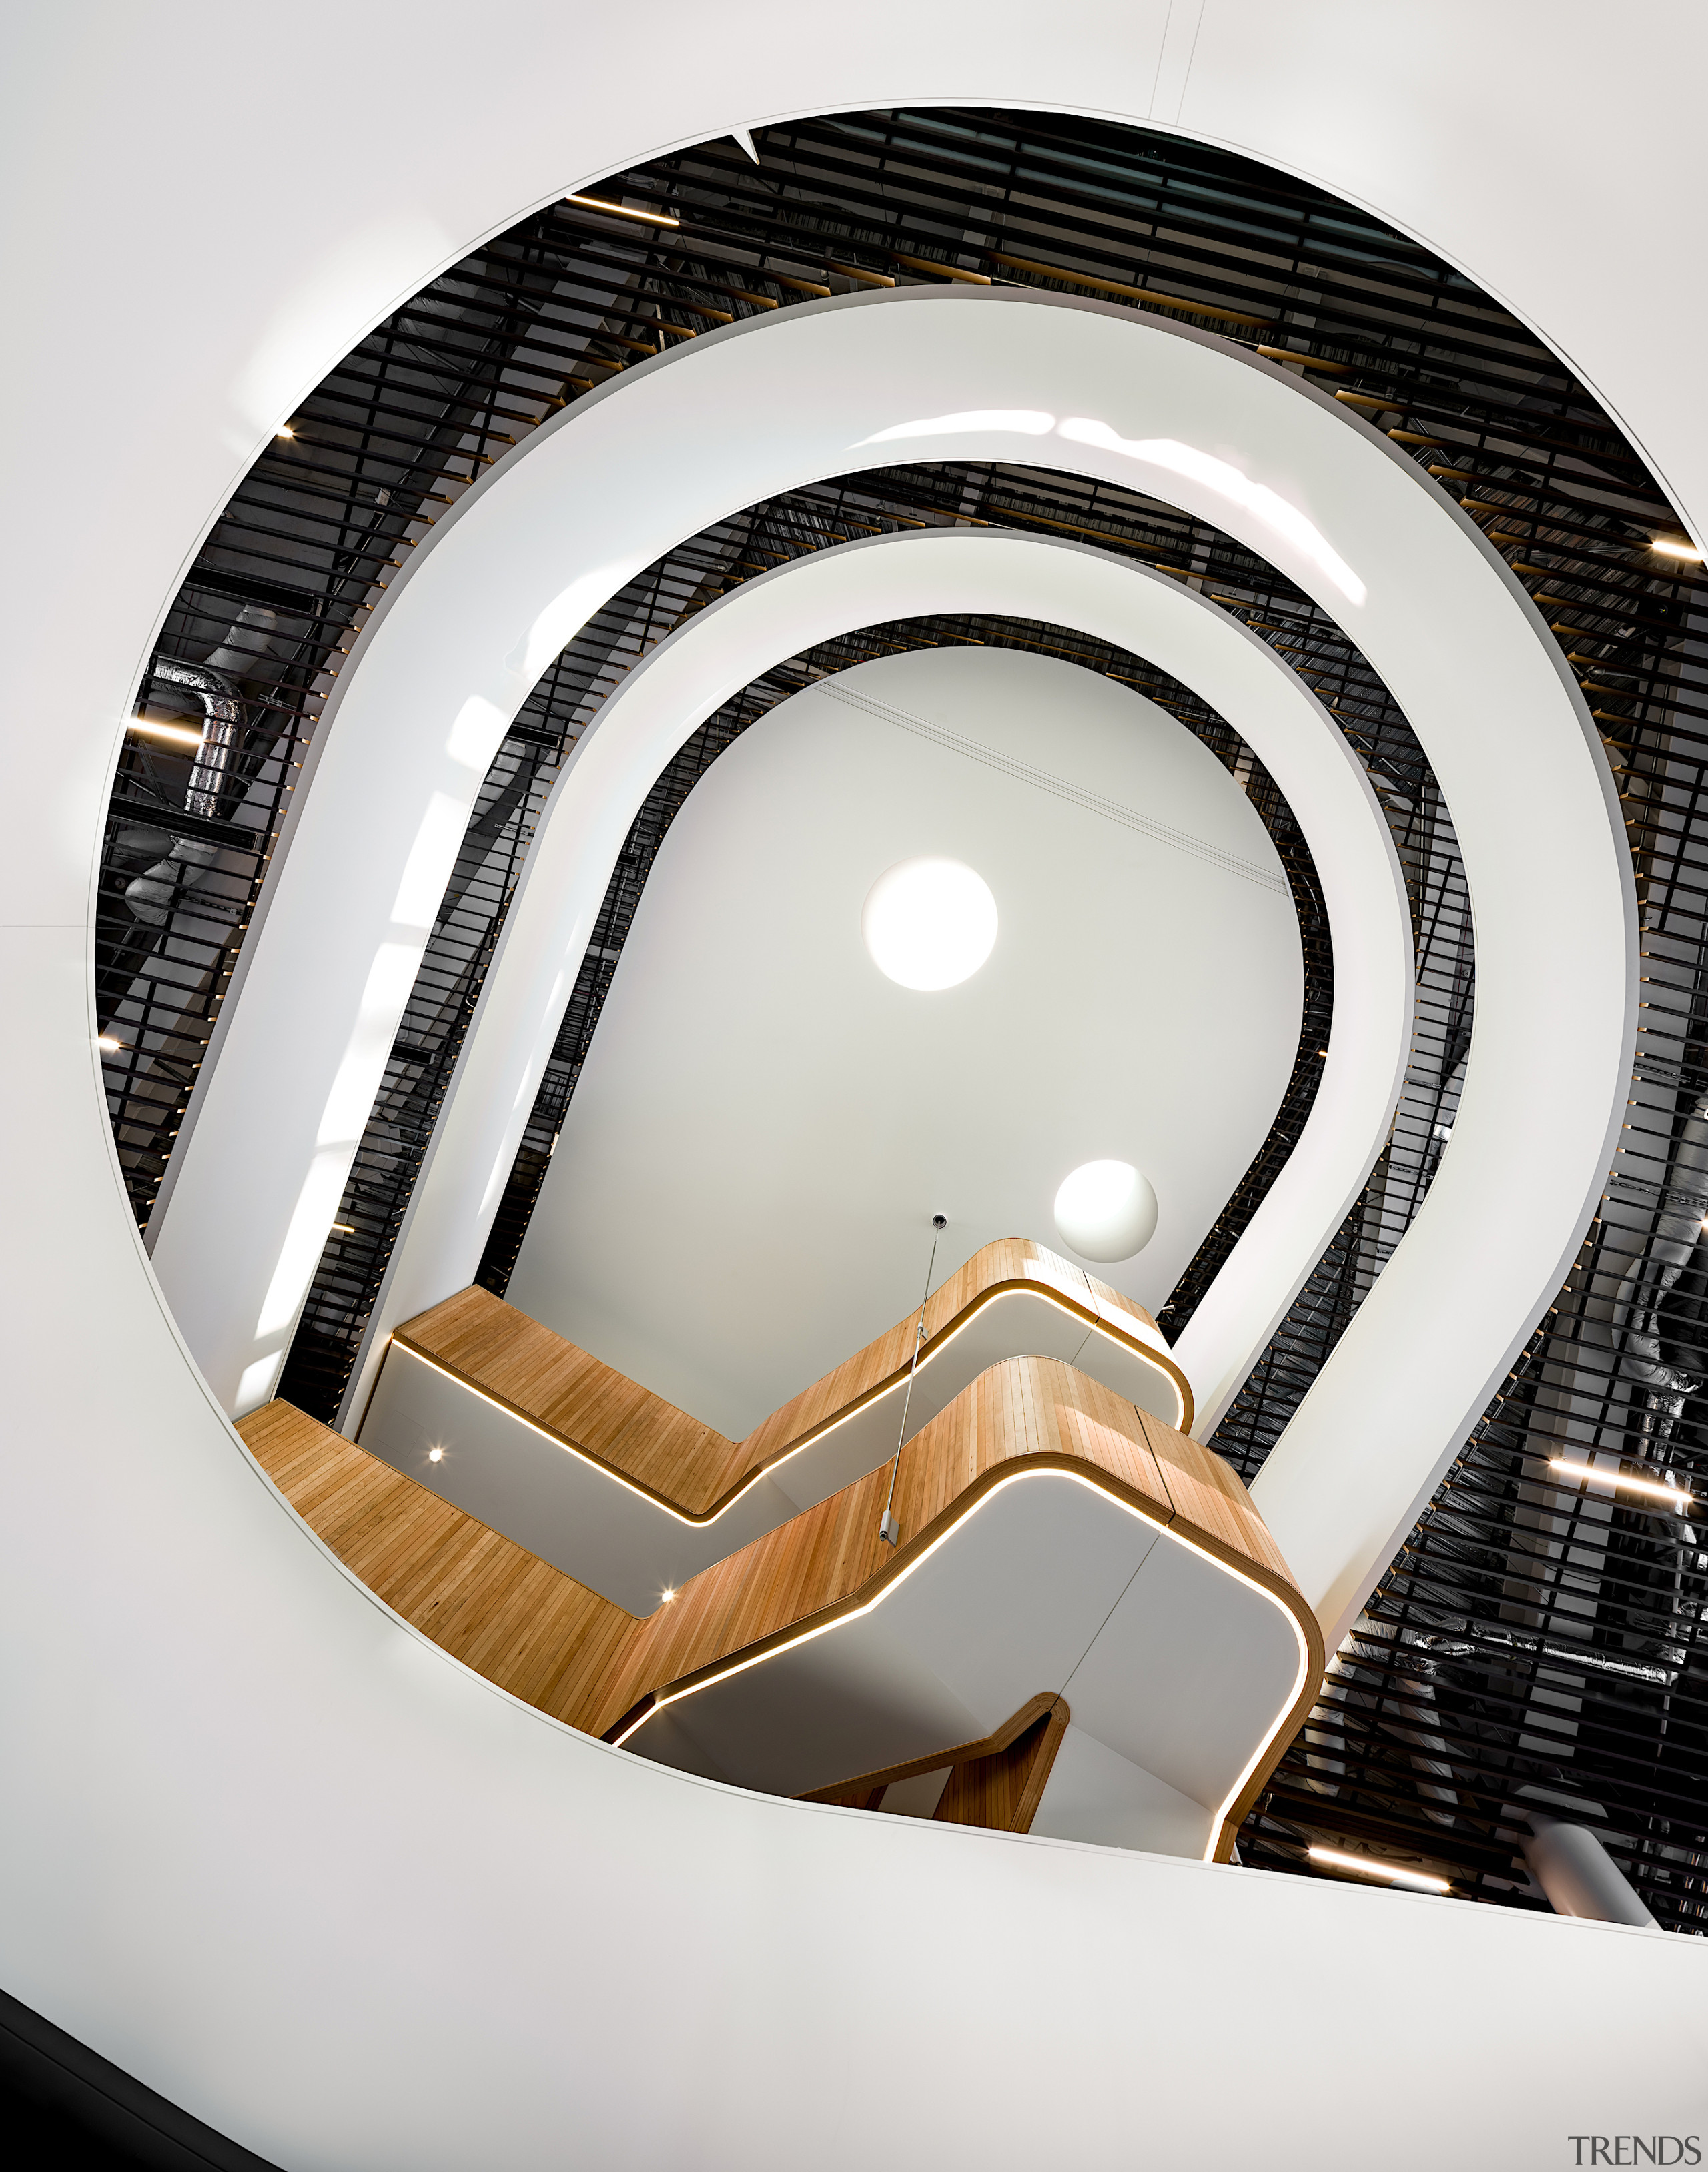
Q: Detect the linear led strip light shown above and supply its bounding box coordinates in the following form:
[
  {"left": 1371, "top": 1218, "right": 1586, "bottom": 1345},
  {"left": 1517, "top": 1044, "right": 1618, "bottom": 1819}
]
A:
[
  {"left": 609, "top": 1460, "right": 1315, "bottom": 1864},
  {"left": 390, "top": 1289, "right": 1186, "bottom": 1530},
  {"left": 1548, "top": 1458, "right": 1696, "bottom": 1510},
  {"left": 1308, "top": 1846, "right": 1450, "bottom": 1894},
  {"left": 564, "top": 193, "right": 679, "bottom": 227},
  {"left": 125, "top": 715, "right": 205, "bottom": 748}
]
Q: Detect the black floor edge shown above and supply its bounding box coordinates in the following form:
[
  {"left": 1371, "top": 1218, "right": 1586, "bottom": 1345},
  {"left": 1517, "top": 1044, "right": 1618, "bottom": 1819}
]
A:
[{"left": 0, "top": 1987, "right": 284, "bottom": 2171}]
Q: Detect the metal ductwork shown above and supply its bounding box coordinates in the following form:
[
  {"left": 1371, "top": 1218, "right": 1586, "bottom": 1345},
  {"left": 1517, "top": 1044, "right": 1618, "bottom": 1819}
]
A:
[
  {"left": 200, "top": 602, "right": 278, "bottom": 688},
  {"left": 123, "top": 610, "right": 274, "bottom": 926},
  {"left": 124, "top": 833, "right": 218, "bottom": 928},
  {"left": 1521, "top": 1812, "right": 1659, "bottom": 1929},
  {"left": 1339, "top": 1614, "right": 1462, "bottom": 1826},
  {"left": 1612, "top": 1091, "right": 1708, "bottom": 1449}
]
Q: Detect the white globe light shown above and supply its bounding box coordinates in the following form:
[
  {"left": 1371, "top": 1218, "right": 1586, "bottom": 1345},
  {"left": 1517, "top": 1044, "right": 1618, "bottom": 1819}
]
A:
[
  {"left": 1053, "top": 1159, "right": 1158, "bottom": 1262},
  {"left": 861, "top": 857, "right": 998, "bottom": 991}
]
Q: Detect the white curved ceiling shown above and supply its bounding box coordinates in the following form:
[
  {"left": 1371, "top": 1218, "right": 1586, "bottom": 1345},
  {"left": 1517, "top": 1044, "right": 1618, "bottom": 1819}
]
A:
[
  {"left": 370, "top": 524, "right": 1410, "bottom": 1454},
  {"left": 506, "top": 644, "right": 1301, "bottom": 1434},
  {"left": 143, "top": 282, "right": 1631, "bottom": 1657},
  {"left": 5, "top": 13, "right": 1699, "bottom": 2163},
  {"left": 151, "top": 287, "right": 1446, "bottom": 1426}
]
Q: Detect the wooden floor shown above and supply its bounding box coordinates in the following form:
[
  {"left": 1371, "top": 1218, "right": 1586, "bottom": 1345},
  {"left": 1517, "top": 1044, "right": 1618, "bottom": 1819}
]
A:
[
  {"left": 240, "top": 1398, "right": 630, "bottom": 1731},
  {"left": 390, "top": 1236, "right": 1192, "bottom": 1520},
  {"left": 241, "top": 1352, "right": 1318, "bottom": 1819}
]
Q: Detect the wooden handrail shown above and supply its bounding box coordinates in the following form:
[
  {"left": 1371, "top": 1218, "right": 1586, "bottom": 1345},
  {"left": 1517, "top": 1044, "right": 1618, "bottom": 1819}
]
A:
[
  {"left": 810, "top": 1696, "right": 1073, "bottom": 1834},
  {"left": 387, "top": 1237, "right": 1192, "bottom": 1523},
  {"left": 935, "top": 1699, "right": 1070, "bottom": 1834},
  {"left": 598, "top": 1357, "right": 1304, "bottom": 1742}
]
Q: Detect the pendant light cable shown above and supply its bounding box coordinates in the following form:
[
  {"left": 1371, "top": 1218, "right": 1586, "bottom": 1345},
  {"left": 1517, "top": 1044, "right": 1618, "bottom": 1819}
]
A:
[{"left": 879, "top": 1214, "right": 947, "bottom": 1545}]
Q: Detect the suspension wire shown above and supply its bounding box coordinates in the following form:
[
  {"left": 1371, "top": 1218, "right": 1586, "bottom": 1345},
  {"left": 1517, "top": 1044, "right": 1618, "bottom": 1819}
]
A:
[{"left": 879, "top": 1219, "right": 945, "bottom": 1543}]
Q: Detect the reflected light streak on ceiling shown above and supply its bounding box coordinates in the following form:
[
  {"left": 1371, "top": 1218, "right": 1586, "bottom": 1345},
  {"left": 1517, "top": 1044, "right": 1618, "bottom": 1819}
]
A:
[
  {"left": 848, "top": 408, "right": 1366, "bottom": 607},
  {"left": 1548, "top": 1458, "right": 1695, "bottom": 1508},
  {"left": 1058, "top": 420, "right": 1367, "bottom": 607},
  {"left": 857, "top": 410, "right": 1057, "bottom": 444}
]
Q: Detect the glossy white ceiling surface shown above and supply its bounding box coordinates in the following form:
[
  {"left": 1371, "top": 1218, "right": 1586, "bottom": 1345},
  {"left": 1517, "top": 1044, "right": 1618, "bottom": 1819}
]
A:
[
  {"left": 6, "top": 7, "right": 1706, "bottom": 2163},
  {"left": 506, "top": 644, "right": 1300, "bottom": 1433}
]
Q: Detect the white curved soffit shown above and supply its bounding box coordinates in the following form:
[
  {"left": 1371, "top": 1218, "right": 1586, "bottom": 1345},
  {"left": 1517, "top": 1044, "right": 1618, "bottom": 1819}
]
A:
[
  {"left": 148, "top": 286, "right": 1635, "bottom": 1647},
  {"left": 365, "top": 525, "right": 1412, "bottom": 1454}
]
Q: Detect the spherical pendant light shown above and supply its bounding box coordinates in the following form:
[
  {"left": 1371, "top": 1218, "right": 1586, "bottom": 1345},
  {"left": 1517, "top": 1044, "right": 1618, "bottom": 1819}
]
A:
[
  {"left": 1053, "top": 1159, "right": 1158, "bottom": 1262},
  {"left": 861, "top": 857, "right": 998, "bottom": 991}
]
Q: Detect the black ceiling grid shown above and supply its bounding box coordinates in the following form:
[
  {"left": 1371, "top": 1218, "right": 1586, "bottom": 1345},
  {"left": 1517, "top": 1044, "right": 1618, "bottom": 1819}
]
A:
[
  {"left": 589, "top": 110, "right": 1705, "bottom": 1927},
  {"left": 1210, "top": 794, "right": 1473, "bottom": 1476},
  {"left": 110, "top": 107, "right": 1704, "bottom": 1925},
  {"left": 101, "top": 223, "right": 618, "bottom": 1227}
]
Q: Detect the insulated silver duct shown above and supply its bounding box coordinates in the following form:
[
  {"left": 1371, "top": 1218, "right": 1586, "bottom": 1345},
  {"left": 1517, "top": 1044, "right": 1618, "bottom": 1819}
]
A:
[
  {"left": 1612, "top": 1091, "right": 1708, "bottom": 1446},
  {"left": 149, "top": 654, "right": 242, "bottom": 819},
  {"left": 1342, "top": 1614, "right": 1462, "bottom": 1824},
  {"left": 124, "top": 610, "right": 275, "bottom": 925},
  {"left": 201, "top": 602, "right": 278, "bottom": 683}
]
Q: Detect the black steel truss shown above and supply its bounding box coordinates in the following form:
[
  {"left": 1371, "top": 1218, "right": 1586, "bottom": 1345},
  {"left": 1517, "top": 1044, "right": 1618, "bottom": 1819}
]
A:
[{"left": 107, "top": 105, "right": 1706, "bottom": 1929}]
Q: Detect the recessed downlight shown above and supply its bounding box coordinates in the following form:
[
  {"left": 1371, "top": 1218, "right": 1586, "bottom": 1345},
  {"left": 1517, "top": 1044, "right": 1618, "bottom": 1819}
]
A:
[{"left": 861, "top": 857, "right": 997, "bottom": 991}]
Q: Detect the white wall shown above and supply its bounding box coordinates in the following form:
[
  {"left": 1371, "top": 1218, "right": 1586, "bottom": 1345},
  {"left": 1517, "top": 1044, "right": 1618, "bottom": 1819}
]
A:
[
  {"left": 508, "top": 646, "right": 1298, "bottom": 1433},
  {"left": 4, "top": 5, "right": 1705, "bottom": 2163}
]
